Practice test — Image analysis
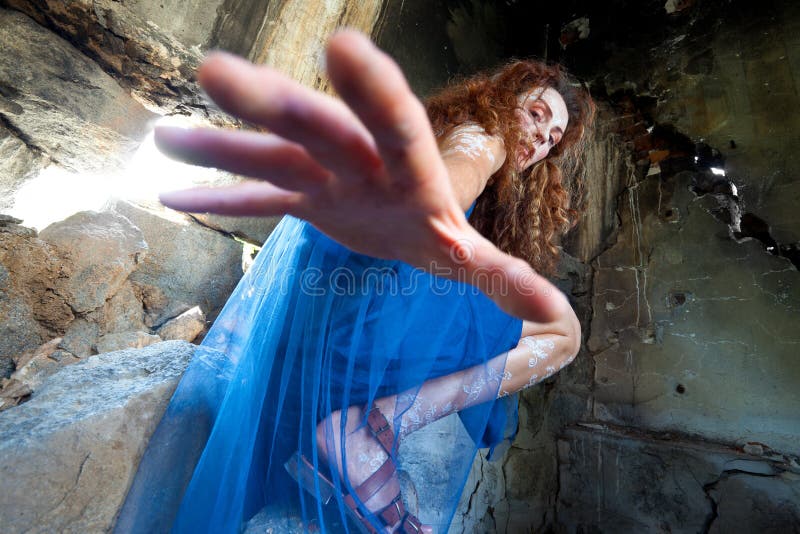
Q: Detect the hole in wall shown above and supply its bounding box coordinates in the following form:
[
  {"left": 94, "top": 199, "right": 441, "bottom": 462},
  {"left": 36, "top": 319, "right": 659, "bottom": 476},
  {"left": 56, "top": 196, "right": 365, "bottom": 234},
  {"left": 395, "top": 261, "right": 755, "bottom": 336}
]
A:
[
  {"left": 669, "top": 291, "right": 687, "bottom": 307},
  {"left": 735, "top": 213, "right": 800, "bottom": 270},
  {"left": 661, "top": 207, "right": 680, "bottom": 223}
]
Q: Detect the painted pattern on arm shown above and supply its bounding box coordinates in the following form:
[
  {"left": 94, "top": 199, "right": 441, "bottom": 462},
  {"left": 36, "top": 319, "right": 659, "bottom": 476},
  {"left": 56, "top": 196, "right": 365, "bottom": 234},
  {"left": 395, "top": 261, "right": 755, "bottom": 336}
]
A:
[
  {"left": 440, "top": 122, "right": 499, "bottom": 166},
  {"left": 498, "top": 335, "right": 578, "bottom": 397}
]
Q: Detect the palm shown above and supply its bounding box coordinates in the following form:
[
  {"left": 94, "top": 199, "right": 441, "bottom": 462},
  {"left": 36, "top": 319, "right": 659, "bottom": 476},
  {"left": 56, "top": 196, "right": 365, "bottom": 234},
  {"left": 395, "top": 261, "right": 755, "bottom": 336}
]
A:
[{"left": 157, "top": 31, "right": 566, "bottom": 324}]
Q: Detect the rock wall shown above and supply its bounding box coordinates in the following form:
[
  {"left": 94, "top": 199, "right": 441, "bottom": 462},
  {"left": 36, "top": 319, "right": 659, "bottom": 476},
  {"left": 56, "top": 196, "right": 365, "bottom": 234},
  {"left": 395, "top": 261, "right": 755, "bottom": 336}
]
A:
[{"left": 0, "top": 206, "right": 216, "bottom": 412}]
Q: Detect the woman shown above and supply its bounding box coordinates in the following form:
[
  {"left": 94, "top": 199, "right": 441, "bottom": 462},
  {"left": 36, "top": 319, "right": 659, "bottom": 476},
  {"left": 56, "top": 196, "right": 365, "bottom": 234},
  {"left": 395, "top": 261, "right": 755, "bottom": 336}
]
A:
[{"left": 116, "top": 31, "right": 593, "bottom": 534}]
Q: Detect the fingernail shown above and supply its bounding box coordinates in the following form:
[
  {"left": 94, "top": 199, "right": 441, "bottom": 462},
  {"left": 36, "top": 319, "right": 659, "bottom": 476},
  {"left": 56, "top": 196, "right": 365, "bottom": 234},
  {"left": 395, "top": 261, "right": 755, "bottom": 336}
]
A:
[{"left": 158, "top": 190, "right": 180, "bottom": 203}]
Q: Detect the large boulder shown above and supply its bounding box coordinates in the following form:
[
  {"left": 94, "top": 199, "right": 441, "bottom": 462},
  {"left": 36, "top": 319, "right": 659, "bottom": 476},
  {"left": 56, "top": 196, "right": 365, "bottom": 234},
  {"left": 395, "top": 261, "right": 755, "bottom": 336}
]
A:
[
  {"left": 112, "top": 201, "right": 243, "bottom": 326},
  {"left": 0, "top": 341, "right": 195, "bottom": 533},
  {"left": 39, "top": 211, "right": 147, "bottom": 314},
  {"left": 0, "top": 8, "right": 155, "bottom": 177},
  {"left": 4, "top": 0, "right": 213, "bottom": 114}
]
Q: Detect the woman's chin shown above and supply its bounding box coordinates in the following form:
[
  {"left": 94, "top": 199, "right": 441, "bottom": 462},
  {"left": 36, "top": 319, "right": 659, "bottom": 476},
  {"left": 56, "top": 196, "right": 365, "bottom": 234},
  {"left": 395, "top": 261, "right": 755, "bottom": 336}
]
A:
[{"left": 515, "top": 156, "right": 533, "bottom": 173}]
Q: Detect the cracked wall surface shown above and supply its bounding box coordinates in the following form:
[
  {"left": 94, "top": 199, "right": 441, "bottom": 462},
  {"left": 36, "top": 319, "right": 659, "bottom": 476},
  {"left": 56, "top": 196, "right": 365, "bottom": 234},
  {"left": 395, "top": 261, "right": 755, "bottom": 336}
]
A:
[
  {"left": 513, "top": 0, "right": 800, "bottom": 531},
  {"left": 557, "top": 425, "right": 800, "bottom": 532},
  {"left": 591, "top": 167, "right": 800, "bottom": 451}
]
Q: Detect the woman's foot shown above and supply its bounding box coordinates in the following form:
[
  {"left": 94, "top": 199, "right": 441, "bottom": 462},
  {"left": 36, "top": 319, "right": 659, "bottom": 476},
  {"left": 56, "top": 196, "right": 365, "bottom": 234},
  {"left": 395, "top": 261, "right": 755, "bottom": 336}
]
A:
[{"left": 316, "top": 399, "right": 432, "bottom": 533}]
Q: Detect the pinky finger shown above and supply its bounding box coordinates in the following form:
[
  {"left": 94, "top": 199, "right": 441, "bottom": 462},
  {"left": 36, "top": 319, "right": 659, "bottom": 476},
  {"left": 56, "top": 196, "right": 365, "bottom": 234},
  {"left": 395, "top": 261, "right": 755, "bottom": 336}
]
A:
[{"left": 159, "top": 181, "right": 306, "bottom": 217}]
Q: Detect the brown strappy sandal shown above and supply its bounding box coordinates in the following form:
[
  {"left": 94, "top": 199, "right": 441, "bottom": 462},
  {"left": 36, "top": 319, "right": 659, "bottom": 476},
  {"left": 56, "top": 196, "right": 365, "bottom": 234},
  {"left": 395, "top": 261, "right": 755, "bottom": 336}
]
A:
[{"left": 285, "top": 405, "right": 426, "bottom": 533}]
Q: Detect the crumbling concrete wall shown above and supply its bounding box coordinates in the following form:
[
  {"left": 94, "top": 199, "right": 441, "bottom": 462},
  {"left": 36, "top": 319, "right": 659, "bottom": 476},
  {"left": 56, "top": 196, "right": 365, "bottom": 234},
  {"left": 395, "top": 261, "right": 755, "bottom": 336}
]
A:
[{"left": 466, "top": 0, "right": 800, "bottom": 532}]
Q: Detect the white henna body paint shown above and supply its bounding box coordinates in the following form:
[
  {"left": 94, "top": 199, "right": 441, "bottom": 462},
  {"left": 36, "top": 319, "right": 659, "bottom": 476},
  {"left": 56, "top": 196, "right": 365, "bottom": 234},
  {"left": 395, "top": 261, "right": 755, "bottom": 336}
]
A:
[
  {"left": 520, "top": 336, "right": 556, "bottom": 368},
  {"left": 441, "top": 122, "right": 498, "bottom": 165},
  {"left": 358, "top": 450, "right": 387, "bottom": 470}
]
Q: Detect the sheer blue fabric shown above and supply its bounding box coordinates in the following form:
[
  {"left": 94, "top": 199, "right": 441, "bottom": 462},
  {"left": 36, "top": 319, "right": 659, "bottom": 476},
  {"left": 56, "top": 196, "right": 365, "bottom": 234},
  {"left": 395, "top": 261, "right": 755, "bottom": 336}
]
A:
[{"left": 116, "top": 207, "right": 523, "bottom": 533}]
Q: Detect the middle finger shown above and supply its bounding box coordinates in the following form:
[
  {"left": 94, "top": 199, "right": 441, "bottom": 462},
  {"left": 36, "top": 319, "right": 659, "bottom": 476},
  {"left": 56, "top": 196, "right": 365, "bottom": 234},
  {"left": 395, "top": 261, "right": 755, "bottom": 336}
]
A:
[{"left": 197, "top": 52, "right": 386, "bottom": 183}]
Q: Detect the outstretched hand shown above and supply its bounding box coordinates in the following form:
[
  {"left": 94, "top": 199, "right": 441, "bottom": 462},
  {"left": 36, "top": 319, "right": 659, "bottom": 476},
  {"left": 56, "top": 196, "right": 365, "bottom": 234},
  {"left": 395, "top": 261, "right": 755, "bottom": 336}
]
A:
[{"left": 156, "top": 30, "right": 569, "bottom": 324}]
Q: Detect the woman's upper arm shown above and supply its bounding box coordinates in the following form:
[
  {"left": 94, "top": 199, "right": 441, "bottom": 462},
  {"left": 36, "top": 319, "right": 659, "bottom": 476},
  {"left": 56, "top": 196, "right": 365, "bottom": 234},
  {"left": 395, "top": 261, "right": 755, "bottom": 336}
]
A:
[{"left": 438, "top": 122, "right": 505, "bottom": 210}]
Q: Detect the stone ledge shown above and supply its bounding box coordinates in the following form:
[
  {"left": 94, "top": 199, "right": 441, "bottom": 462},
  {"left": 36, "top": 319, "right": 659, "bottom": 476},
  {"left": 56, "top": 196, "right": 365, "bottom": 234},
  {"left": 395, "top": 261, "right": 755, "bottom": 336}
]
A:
[{"left": 0, "top": 340, "right": 194, "bottom": 534}]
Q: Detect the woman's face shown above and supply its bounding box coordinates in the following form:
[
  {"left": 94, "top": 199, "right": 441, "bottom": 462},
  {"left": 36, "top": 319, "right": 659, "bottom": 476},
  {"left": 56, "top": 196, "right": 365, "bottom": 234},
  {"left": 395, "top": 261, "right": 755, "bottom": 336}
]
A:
[{"left": 515, "top": 87, "right": 569, "bottom": 171}]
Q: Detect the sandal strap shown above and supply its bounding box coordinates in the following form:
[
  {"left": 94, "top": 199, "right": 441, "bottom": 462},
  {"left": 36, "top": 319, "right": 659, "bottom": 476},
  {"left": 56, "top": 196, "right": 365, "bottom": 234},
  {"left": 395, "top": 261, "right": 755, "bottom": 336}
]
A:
[
  {"left": 355, "top": 493, "right": 420, "bottom": 534},
  {"left": 376, "top": 494, "right": 405, "bottom": 526},
  {"left": 338, "top": 406, "right": 425, "bottom": 533},
  {"left": 344, "top": 458, "right": 396, "bottom": 509},
  {"left": 367, "top": 405, "right": 396, "bottom": 454},
  {"left": 401, "top": 513, "right": 423, "bottom": 533}
]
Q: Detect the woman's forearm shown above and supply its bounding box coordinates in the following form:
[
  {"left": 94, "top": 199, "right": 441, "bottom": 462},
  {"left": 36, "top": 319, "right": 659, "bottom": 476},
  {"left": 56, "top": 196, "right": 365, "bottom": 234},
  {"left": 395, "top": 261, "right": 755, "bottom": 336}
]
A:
[
  {"left": 390, "top": 318, "right": 580, "bottom": 438},
  {"left": 497, "top": 331, "right": 579, "bottom": 397}
]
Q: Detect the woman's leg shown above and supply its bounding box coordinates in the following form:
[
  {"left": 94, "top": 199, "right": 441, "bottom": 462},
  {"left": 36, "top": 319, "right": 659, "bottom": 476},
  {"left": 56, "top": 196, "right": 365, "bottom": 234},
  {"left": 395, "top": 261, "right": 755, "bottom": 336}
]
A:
[{"left": 317, "top": 330, "right": 578, "bottom": 532}]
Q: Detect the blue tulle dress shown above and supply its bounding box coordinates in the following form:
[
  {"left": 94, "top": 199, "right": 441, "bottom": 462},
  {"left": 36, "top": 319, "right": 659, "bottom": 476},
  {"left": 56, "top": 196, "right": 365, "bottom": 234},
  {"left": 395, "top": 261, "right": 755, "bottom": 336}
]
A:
[{"left": 116, "top": 204, "right": 523, "bottom": 533}]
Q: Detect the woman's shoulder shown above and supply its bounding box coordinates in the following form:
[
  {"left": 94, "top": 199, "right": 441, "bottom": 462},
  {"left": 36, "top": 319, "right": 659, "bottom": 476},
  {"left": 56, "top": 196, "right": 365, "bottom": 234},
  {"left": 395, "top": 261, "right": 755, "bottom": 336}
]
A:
[{"left": 439, "top": 121, "right": 504, "bottom": 167}]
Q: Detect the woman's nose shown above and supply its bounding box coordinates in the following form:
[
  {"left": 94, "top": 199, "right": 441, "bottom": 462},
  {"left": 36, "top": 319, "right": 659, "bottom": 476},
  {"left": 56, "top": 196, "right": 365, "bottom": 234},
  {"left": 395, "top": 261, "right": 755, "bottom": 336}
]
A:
[{"left": 533, "top": 125, "right": 548, "bottom": 146}]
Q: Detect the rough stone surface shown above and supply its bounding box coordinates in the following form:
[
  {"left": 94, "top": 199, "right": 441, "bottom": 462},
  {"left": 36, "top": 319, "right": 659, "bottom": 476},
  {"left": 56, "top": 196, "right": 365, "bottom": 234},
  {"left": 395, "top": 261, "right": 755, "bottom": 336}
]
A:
[
  {"left": 374, "top": 0, "right": 461, "bottom": 98},
  {"left": 557, "top": 425, "right": 800, "bottom": 533},
  {"left": 156, "top": 305, "right": 206, "bottom": 342},
  {"left": 0, "top": 222, "right": 72, "bottom": 359},
  {"left": 121, "top": 0, "right": 227, "bottom": 49},
  {"left": 6, "top": 338, "right": 79, "bottom": 397},
  {"left": 0, "top": 356, "right": 13, "bottom": 380},
  {"left": 100, "top": 280, "right": 148, "bottom": 335},
  {"left": 58, "top": 318, "right": 101, "bottom": 359},
  {"left": 0, "top": 377, "right": 32, "bottom": 412},
  {"left": 563, "top": 107, "right": 631, "bottom": 263},
  {"left": 242, "top": 509, "right": 308, "bottom": 533},
  {"left": 191, "top": 212, "right": 282, "bottom": 247},
  {"left": 0, "top": 8, "right": 155, "bottom": 175},
  {"left": 0, "top": 125, "right": 46, "bottom": 213},
  {"left": 4, "top": 0, "right": 210, "bottom": 115},
  {"left": 112, "top": 200, "right": 243, "bottom": 327},
  {"left": 590, "top": 169, "right": 800, "bottom": 453},
  {"left": 39, "top": 211, "right": 147, "bottom": 314},
  {"left": 708, "top": 470, "right": 800, "bottom": 532},
  {"left": 215, "top": 0, "right": 382, "bottom": 93},
  {"left": 94, "top": 331, "right": 162, "bottom": 354},
  {"left": 0, "top": 341, "right": 194, "bottom": 533}
]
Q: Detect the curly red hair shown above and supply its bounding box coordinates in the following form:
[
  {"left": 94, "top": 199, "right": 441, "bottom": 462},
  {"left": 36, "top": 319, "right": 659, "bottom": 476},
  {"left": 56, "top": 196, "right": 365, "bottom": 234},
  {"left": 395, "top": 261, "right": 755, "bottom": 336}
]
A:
[{"left": 426, "top": 61, "right": 595, "bottom": 276}]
